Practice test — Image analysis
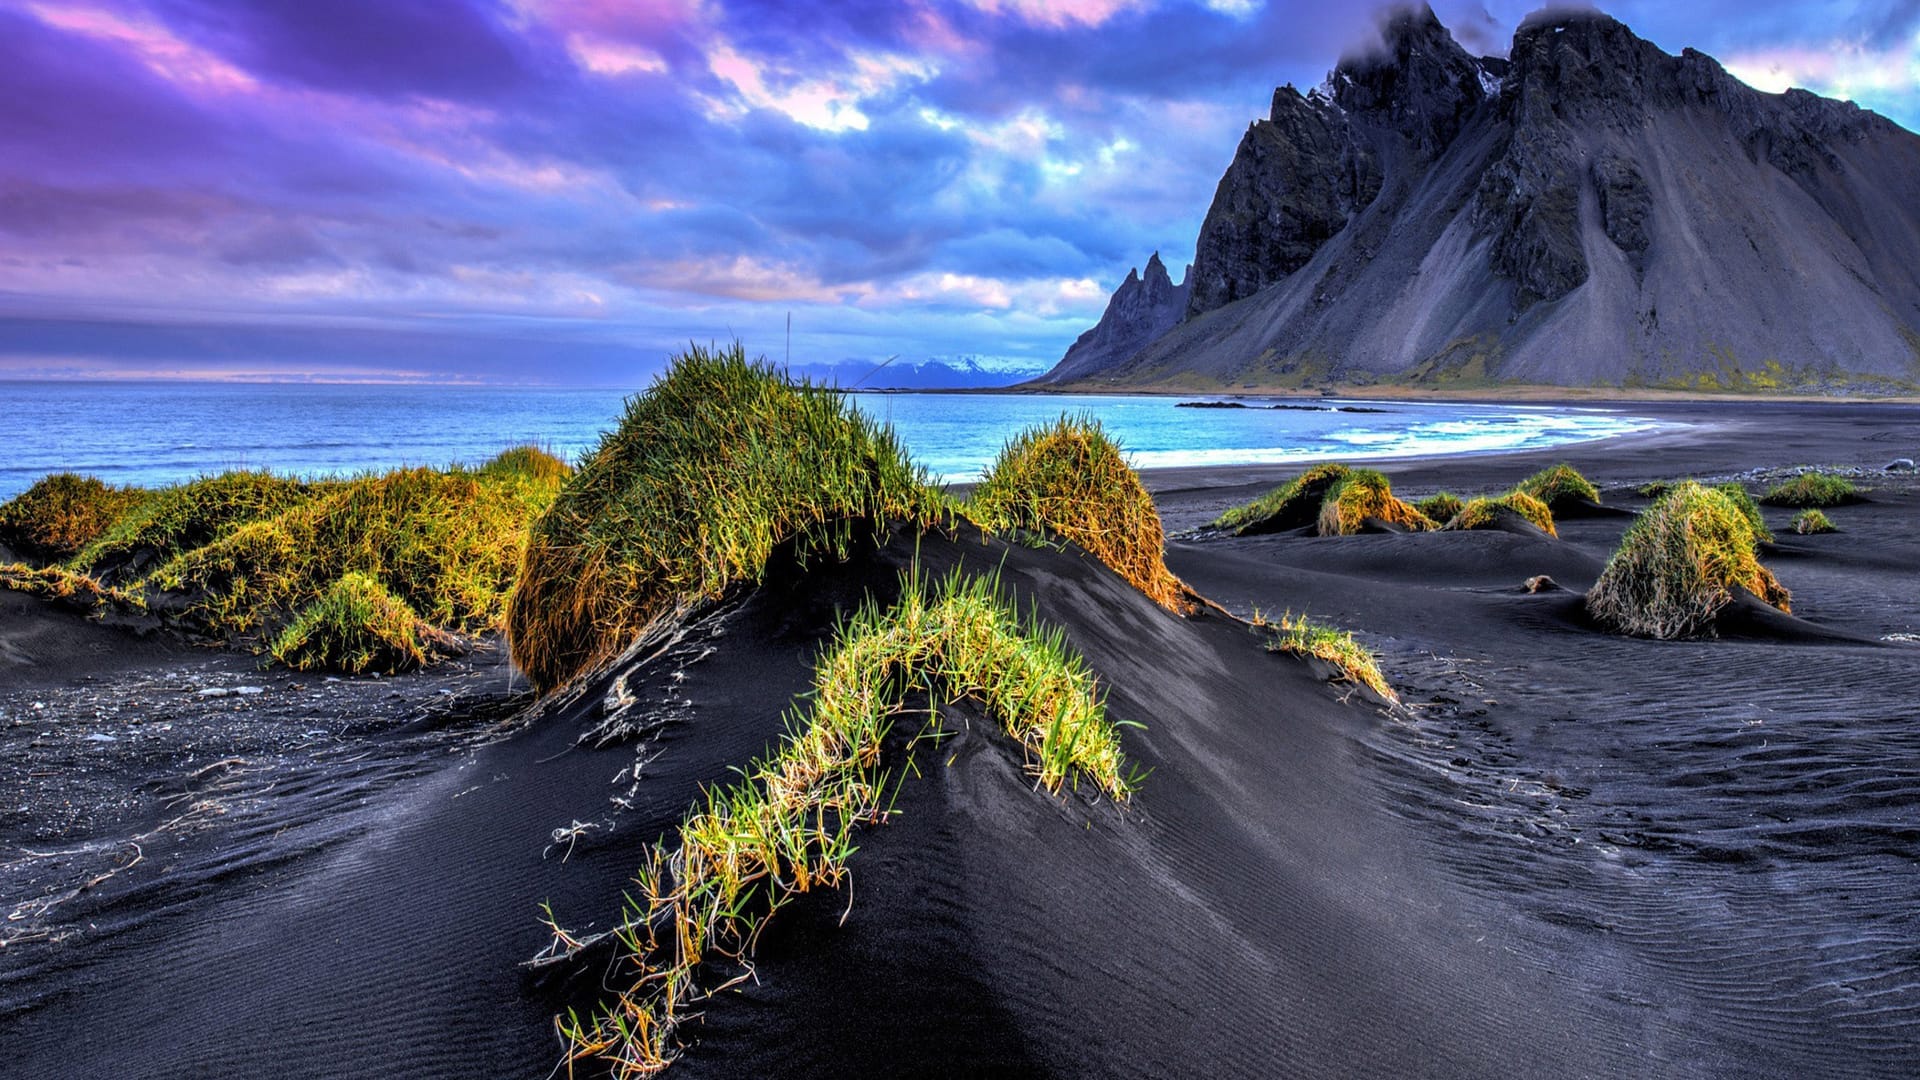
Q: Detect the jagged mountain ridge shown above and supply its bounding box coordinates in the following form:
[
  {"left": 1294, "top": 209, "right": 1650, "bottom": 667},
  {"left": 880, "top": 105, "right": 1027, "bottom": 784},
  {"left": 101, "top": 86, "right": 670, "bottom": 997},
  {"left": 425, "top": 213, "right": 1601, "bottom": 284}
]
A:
[
  {"left": 1048, "top": 252, "right": 1191, "bottom": 384},
  {"left": 1039, "top": 5, "right": 1920, "bottom": 390}
]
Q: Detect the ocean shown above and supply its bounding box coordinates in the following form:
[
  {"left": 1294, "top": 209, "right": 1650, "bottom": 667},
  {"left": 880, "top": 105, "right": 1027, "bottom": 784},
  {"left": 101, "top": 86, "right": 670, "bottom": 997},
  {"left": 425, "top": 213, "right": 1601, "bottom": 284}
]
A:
[{"left": 0, "top": 381, "right": 1661, "bottom": 499}]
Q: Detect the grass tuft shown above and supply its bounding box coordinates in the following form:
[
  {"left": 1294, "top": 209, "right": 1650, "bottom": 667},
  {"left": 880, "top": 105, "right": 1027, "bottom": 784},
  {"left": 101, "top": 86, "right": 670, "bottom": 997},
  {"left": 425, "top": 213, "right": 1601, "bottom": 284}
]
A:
[
  {"left": 1256, "top": 609, "right": 1395, "bottom": 702},
  {"left": 968, "top": 415, "right": 1190, "bottom": 611},
  {"left": 507, "top": 343, "right": 946, "bottom": 694},
  {"left": 553, "top": 566, "right": 1137, "bottom": 1074},
  {"left": 1791, "top": 508, "right": 1836, "bottom": 534},
  {"left": 0, "top": 562, "right": 142, "bottom": 611},
  {"left": 1761, "top": 472, "right": 1860, "bottom": 508},
  {"left": 1512, "top": 463, "right": 1600, "bottom": 511},
  {"left": 0, "top": 474, "right": 151, "bottom": 562},
  {"left": 1415, "top": 491, "right": 1465, "bottom": 524},
  {"left": 1443, "top": 492, "right": 1558, "bottom": 536},
  {"left": 269, "top": 571, "right": 446, "bottom": 675},
  {"left": 1316, "top": 469, "right": 1433, "bottom": 536},
  {"left": 1586, "top": 481, "right": 1790, "bottom": 639},
  {"left": 1636, "top": 479, "right": 1677, "bottom": 500},
  {"left": 1211, "top": 463, "right": 1352, "bottom": 535},
  {"left": 481, "top": 445, "right": 572, "bottom": 486}
]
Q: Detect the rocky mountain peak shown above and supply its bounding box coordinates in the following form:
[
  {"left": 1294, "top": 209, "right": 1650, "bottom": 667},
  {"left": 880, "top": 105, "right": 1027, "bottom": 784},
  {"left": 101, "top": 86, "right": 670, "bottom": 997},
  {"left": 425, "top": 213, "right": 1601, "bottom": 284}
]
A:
[
  {"left": 1043, "top": 5, "right": 1920, "bottom": 393},
  {"left": 1329, "top": 2, "right": 1488, "bottom": 156}
]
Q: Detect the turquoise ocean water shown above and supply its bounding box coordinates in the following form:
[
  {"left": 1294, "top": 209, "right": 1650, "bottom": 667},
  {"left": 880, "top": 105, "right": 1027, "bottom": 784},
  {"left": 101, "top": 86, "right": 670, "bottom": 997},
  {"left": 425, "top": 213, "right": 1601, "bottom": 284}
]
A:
[{"left": 0, "top": 382, "right": 1661, "bottom": 500}]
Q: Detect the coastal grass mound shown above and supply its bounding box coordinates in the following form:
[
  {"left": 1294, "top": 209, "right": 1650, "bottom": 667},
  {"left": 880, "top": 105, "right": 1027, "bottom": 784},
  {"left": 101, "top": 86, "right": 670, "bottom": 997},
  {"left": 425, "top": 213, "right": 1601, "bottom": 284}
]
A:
[
  {"left": 1586, "top": 481, "right": 1790, "bottom": 639},
  {"left": 552, "top": 567, "right": 1137, "bottom": 1074},
  {"left": 1316, "top": 469, "right": 1433, "bottom": 536},
  {"left": 1792, "top": 509, "right": 1837, "bottom": 534},
  {"left": 149, "top": 461, "right": 560, "bottom": 637},
  {"left": 1212, "top": 463, "right": 1352, "bottom": 535},
  {"left": 1, "top": 448, "right": 567, "bottom": 673},
  {"left": 507, "top": 343, "right": 945, "bottom": 694},
  {"left": 0, "top": 474, "right": 151, "bottom": 562},
  {"left": 968, "top": 416, "right": 1189, "bottom": 611},
  {"left": 1512, "top": 463, "right": 1600, "bottom": 513},
  {"left": 1258, "top": 609, "right": 1394, "bottom": 702},
  {"left": 1415, "top": 491, "right": 1465, "bottom": 524},
  {"left": 1442, "top": 492, "right": 1558, "bottom": 536},
  {"left": 1762, "top": 472, "right": 1861, "bottom": 508},
  {"left": 268, "top": 571, "right": 452, "bottom": 675},
  {"left": 68, "top": 470, "right": 337, "bottom": 583}
]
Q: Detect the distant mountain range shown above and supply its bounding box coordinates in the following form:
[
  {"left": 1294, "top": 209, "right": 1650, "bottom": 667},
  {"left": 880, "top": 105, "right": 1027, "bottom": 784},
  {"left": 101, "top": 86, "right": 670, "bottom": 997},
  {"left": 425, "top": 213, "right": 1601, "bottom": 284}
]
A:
[
  {"left": 1036, "top": 5, "right": 1920, "bottom": 392},
  {"left": 786, "top": 356, "right": 1035, "bottom": 390}
]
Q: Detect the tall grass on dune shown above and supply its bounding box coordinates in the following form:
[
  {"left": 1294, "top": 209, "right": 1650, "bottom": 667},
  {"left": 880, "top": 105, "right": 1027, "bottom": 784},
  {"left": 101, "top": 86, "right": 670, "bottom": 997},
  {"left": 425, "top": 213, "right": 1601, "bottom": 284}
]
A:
[
  {"left": 1316, "top": 469, "right": 1434, "bottom": 536},
  {"left": 0, "top": 446, "right": 568, "bottom": 673},
  {"left": 550, "top": 567, "right": 1139, "bottom": 1075},
  {"left": 1211, "top": 463, "right": 1351, "bottom": 536},
  {"left": 1586, "top": 481, "right": 1790, "bottom": 639},
  {"left": 1761, "top": 471, "right": 1860, "bottom": 508},
  {"left": 507, "top": 344, "right": 947, "bottom": 693},
  {"left": 1713, "top": 481, "right": 1773, "bottom": 543},
  {"left": 149, "top": 460, "right": 560, "bottom": 637},
  {"left": 0, "top": 474, "right": 151, "bottom": 562},
  {"left": 1512, "top": 463, "right": 1600, "bottom": 512},
  {"left": 968, "top": 415, "right": 1191, "bottom": 612},
  {"left": 68, "top": 470, "right": 337, "bottom": 584},
  {"left": 1441, "top": 491, "right": 1558, "bottom": 536},
  {"left": 1415, "top": 491, "right": 1466, "bottom": 524},
  {"left": 1257, "top": 609, "right": 1395, "bottom": 702}
]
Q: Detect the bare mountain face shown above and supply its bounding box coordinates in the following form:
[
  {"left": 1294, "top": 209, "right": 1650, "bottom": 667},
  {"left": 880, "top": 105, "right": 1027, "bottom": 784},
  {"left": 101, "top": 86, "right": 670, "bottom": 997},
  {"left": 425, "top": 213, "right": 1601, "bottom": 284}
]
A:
[{"left": 1038, "top": 6, "right": 1920, "bottom": 391}]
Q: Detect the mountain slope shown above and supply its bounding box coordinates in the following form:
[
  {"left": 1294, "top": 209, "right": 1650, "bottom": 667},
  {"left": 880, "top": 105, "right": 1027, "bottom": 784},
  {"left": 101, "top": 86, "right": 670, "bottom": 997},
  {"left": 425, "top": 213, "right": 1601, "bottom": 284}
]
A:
[{"left": 1040, "top": 6, "right": 1920, "bottom": 391}]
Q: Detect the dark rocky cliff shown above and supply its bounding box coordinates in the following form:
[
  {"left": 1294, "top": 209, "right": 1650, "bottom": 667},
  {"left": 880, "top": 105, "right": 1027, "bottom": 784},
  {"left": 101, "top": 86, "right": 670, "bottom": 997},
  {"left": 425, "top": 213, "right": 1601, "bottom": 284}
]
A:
[
  {"left": 1041, "top": 252, "right": 1190, "bottom": 385},
  {"left": 1043, "top": 5, "right": 1920, "bottom": 390}
]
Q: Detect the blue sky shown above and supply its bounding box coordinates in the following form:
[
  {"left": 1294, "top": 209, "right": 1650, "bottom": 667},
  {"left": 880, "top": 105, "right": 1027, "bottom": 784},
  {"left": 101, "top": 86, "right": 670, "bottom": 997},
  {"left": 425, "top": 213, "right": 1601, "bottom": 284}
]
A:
[{"left": 1, "top": 0, "right": 1916, "bottom": 385}]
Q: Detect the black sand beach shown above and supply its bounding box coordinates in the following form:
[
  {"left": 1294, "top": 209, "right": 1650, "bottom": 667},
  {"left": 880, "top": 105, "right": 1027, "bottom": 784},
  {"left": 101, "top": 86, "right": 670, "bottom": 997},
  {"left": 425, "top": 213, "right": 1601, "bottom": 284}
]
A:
[{"left": 3, "top": 399, "right": 1918, "bottom": 1078}]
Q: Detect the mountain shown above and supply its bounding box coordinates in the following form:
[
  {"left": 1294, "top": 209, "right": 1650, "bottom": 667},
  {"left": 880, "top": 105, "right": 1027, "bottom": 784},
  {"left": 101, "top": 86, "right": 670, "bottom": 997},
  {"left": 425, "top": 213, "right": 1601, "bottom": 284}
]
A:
[
  {"left": 1046, "top": 252, "right": 1191, "bottom": 384},
  {"left": 1037, "top": 5, "right": 1920, "bottom": 391}
]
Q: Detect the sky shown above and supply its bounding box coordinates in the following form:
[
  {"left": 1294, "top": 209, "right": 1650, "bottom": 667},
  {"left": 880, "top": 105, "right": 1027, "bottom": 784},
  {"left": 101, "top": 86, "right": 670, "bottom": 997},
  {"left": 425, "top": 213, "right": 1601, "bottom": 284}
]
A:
[{"left": 1, "top": 0, "right": 1917, "bottom": 387}]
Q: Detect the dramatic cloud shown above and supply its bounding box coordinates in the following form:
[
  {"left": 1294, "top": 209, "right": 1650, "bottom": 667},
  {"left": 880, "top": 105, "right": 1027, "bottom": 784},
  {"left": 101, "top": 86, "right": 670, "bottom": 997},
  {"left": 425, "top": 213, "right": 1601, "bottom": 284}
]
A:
[{"left": 1, "top": 0, "right": 1914, "bottom": 385}]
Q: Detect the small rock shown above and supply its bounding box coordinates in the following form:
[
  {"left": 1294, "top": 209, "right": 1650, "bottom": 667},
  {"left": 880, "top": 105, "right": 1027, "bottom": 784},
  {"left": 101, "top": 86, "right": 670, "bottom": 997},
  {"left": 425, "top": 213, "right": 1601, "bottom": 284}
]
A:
[
  {"left": 1885, "top": 458, "right": 1916, "bottom": 472},
  {"left": 85, "top": 733, "right": 117, "bottom": 743},
  {"left": 197, "top": 687, "right": 231, "bottom": 698},
  {"left": 235, "top": 686, "right": 265, "bottom": 696}
]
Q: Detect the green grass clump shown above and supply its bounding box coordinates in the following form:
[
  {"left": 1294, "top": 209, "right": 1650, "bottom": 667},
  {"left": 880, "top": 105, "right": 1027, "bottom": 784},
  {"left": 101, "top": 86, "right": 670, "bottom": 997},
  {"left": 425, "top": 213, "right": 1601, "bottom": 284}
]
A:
[
  {"left": 1443, "top": 492, "right": 1558, "bottom": 536},
  {"left": 1761, "top": 472, "right": 1860, "bottom": 508},
  {"left": 150, "top": 464, "right": 556, "bottom": 638},
  {"left": 508, "top": 343, "right": 946, "bottom": 694},
  {"left": 269, "top": 571, "right": 441, "bottom": 674},
  {"left": 1792, "top": 508, "right": 1836, "bottom": 534},
  {"left": 1586, "top": 481, "right": 1790, "bottom": 639},
  {"left": 968, "top": 415, "right": 1189, "bottom": 611},
  {"left": 1714, "top": 482, "right": 1773, "bottom": 543},
  {"left": 0, "top": 474, "right": 150, "bottom": 562},
  {"left": 1258, "top": 610, "right": 1394, "bottom": 702},
  {"left": 1513, "top": 463, "right": 1600, "bottom": 512},
  {"left": 1211, "top": 463, "right": 1352, "bottom": 535},
  {"left": 481, "top": 445, "right": 571, "bottom": 485},
  {"left": 1415, "top": 491, "right": 1465, "bottom": 524},
  {"left": 1316, "top": 469, "right": 1433, "bottom": 536},
  {"left": 553, "top": 567, "right": 1137, "bottom": 1074},
  {"left": 1637, "top": 479, "right": 1676, "bottom": 500},
  {"left": 69, "top": 471, "right": 333, "bottom": 583}
]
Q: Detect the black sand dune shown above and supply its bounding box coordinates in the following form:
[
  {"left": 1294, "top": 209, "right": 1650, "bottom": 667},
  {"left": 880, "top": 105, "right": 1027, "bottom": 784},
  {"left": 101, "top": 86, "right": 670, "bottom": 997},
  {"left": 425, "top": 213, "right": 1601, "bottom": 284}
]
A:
[{"left": 2, "top": 399, "right": 1918, "bottom": 1078}]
